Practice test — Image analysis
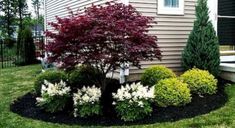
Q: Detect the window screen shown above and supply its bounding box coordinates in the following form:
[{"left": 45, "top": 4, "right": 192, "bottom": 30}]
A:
[
  {"left": 218, "top": 0, "right": 235, "bottom": 45},
  {"left": 218, "top": 18, "right": 235, "bottom": 45},
  {"left": 164, "top": 0, "right": 179, "bottom": 8},
  {"left": 218, "top": 0, "right": 235, "bottom": 16}
]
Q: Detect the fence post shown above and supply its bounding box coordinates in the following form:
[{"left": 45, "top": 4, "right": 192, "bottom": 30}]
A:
[{"left": 0, "top": 39, "right": 3, "bottom": 69}]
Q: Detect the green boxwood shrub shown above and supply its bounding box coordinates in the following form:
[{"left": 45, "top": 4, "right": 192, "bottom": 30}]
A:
[
  {"left": 180, "top": 68, "right": 218, "bottom": 95},
  {"left": 34, "top": 70, "right": 67, "bottom": 95},
  {"left": 141, "top": 65, "right": 176, "bottom": 86},
  {"left": 154, "top": 78, "right": 192, "bottom": 107},
  {"left": 68, "top": 65, "right": 102, "bottom": 89}
]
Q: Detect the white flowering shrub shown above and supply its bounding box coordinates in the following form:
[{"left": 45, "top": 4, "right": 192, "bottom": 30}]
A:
[
  {"left": 36, "top": 80, "right": 71, "bottom": 113},
  {"left": 73, "top": 86, "right": 102, "bottom": 117},
  {"left": 112, "top": 82, "right": 154, "bottom": 121}
]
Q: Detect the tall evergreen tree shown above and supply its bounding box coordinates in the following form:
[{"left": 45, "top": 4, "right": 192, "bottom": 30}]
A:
[
  {"left": 20, "top": 27, "right": 36, "bottom": 64},
  {"left": 16, "top": 0, "right": 28, "bottom": 54},
  {"left": 16, "top": 0, "right": 28, "bottom": 30},
  {"left": 0, "top": 0, "right": 17, "bottom": 38},
  {"left": 182, "top": 0, "right": 220, "bottom": 77}
]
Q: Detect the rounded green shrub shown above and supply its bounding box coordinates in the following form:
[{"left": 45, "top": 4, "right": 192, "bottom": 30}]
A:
[
  {"left": 34, "top": 70, "right": 67, "bottom": 95},
  {"left": 68, "top": 65, "right": 102, "bottom": 89},
  {"left": 180, "top": 68, "right": 218, "bottom": 95},
  {"left": 154, "top": 78, "right": 191, "bottom": 107},
  {"left": 141, "top": 65, "right": 176, "bottom": 86}
]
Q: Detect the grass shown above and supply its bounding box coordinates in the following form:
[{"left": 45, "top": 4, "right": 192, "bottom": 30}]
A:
[{"left": 0, "top": 64, "right": 235, "bottom": 128}]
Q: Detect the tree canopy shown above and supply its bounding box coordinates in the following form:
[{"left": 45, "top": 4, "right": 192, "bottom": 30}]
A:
[{"left": 46, "top": 2, "right": 162, "bottom": 91}]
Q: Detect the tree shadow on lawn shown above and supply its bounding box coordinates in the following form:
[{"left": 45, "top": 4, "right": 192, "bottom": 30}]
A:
[{"left": 10, "top": 78, "right": 229, "bottom": 127}]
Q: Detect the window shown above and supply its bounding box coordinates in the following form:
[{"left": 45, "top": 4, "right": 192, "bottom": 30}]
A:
[
  {"left": 158, "top": 0, "right": 184, "bottom": 15},
  {"left": 165, "top": 0, "right": 179, "bottom": 8}
]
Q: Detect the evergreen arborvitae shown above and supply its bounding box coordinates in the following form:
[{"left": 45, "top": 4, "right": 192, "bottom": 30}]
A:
[
  {"left": 182, "top": 0, "right": 220, "bottom": 77},
  {"left": 20, "top": 27, "right": 36, "bottom": 64},
  {"left": 0, "top": 0, "right": 17, "bottom": 38},
  {"left": 17, "top": 29, "right": 23, "bottom": 55}
]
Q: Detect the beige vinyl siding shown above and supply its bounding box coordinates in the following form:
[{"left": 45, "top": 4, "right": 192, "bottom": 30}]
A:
[
  {"left": 45, "top": 0, "right": 120, "bottom": 32},
  {"left": 126, "top": 0, "right": 196, "bottom": 80}
]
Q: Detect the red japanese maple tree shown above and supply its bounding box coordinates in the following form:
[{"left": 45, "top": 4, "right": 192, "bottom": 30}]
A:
[{"left": 45, "top": 2, "right": 161, "bottom": 91}]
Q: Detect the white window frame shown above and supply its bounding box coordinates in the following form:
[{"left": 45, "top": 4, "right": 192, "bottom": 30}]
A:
[
  {"left": 121, "top": 0, "right": 129, "bottom": 5},
  {"left": 158, "top": 0, "right": 184, "bottom": 15},
  {"left": 208, "top": 0, "right": 218, "bottom": 34}
]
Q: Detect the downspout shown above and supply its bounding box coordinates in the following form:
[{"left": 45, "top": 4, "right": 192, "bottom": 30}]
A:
[
  {"left": 43, "top": 0, "right": 46, "bottom": 44},
  {"left": 43, "top": 0, "right": 47, "bottom": 58},
  {"left": 119, "top": 0, "right": 130, "bottom": 84}
]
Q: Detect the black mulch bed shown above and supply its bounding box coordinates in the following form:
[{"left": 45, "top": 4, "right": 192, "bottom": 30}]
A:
[{"left": 10, "top": 78, "right": 229, "bottom": 126}]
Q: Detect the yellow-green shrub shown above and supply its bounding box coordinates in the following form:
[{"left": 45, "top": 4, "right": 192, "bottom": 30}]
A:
[
  {"left": 141, "top": 65, "right": 176, "bottom": 86},
  {"left": 154, "top": 78, "right": 191, "bottom": 107},
  {"left": 180, "top": 68, "right": 217, "bottom": 95}
]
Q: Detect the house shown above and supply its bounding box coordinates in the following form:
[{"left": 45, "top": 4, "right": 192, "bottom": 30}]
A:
[
  {"left": 31, "top": 24, "right": 44, "bottom": 37},
  {"left": 44, "top": 0, "right": 235, "bottom": 81}
]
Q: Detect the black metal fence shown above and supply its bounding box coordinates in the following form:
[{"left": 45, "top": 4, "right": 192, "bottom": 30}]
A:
[
  {"left": 0, "top": 36, "right": 44, "bottom": 69},
  {"left": 0, "top": 39, "right": 19, "bottom": 69}
]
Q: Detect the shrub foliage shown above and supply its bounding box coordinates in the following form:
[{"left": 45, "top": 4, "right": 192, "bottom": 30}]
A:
[
  {"left": 4, "top": 37, "right": 15, "bottom": 48},
  {"left": 182, "top": 0, "right": 220, "bottom": 77},
  {"left": 68, "top": 65, "right": 102, "bottom": 89},
  {"left": 141, "top": 65, "right": 176, "bottom": 86},
  {"left": 36, "top": 80, "right": 71, "bottom": 113},
  {"left": 73, "top": 86, "right": 102, "bottom": 117},
  {"left": 34, "top": 70, "right": 67, "bottom": 95},
  {"left": 112, "top": 82, "right": 154, "bottom": 121},
  {"left": 19, "top": 27, "right": 36, "bottom": 65},
  {"left": 154, "top": 78, "right": 191, "bottom": 107},
  {"left": 180, "top": 68, "right": 218, "bottom": 95}
]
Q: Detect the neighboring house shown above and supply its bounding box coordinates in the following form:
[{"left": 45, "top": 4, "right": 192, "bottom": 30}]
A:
[
  {"left": 31, "top": 24, "right": 44, "bottom": 37},
  {"left": 44, "top": 0, "right": 235, "bottom": 81}
]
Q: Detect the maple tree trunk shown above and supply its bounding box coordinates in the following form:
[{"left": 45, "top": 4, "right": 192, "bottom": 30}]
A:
[{"left": 100, "top": 74, "right": 107, "bottom": 94}]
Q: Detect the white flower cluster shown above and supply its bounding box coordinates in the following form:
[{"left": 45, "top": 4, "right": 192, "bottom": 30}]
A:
[
  {"left": 73, "top": 85, "right": 101, "bottom": 105},
  {"left": 73, "top": 86, "right": 101, "bottom": 117},
  {"left": 112, "top": 82, "right": 154, "bottom": 107},
  {"left": 36, "top": 80, "right": 71, "bottom": 102}
]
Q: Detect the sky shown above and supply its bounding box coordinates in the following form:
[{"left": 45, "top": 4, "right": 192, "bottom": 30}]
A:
[
  {"left": 27, "top": 0, "right": 34, "bottom": 15},
  {"left": 27, "top": 0, "right": 44, "bottom": 17},
  {"left": 0, "top": 0, "right": 43, "bottom": 17}
]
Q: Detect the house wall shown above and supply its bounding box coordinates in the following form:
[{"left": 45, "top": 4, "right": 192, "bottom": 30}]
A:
[
  {"left": 45, "top": 0, "right": 120, "bottom": 32},
  {"left": 45, "top": 0, "right": 197, "bottom": 80},
  {"left": 127, "top": 0, "right": 196, "bottom": 80}
]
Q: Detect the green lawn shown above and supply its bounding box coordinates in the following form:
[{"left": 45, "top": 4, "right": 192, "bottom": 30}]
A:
[{"left": 0, "top": 65, "right": 235, "bottom": 128}]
